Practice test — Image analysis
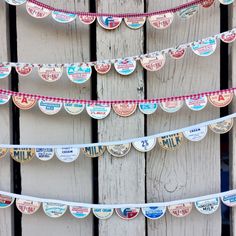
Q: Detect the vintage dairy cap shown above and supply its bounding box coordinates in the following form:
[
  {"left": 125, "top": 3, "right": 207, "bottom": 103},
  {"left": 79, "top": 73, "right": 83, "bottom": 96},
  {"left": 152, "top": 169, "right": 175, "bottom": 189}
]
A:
[
  {"left": 70, "top": 206, "right": 91, "bottom": 219},
  {"left": 97, "top": 16, "right": 122, "bottom": 30},
  {"left": 112, "top": 103, "right": 137, "bottom": 117},
  {"left": 43, "top": 202, "right": 67, "bottom": 218},
  {"left": 92, "top": 208, "right": 114, "bottom": 219},
  {"left": 115, "top": 208, "right": 140, "bottom": 220},
  {"left": 107, "top": 143, "right": 131, "bottom": 157},
  {"left": 86, "top": 103, "right": 111, "bottom": 119},
  {"left": 35, "top": 147, "right": 54, "bottom": 161},
  {"left": 158, "top": 133, "right": 183, "bottom": 150},
  {"left": 142, "top": 206, "right": 166, "bottom": 220},
  {"left": 132, "top": 138, "right": 156, "bottom": 152},
  {"left": 10, "top": 148, "right": 35, "bottom": 163}
]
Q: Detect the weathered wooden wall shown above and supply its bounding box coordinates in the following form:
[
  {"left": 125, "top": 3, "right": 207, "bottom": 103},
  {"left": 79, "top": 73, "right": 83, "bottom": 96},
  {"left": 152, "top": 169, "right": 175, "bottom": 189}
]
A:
[
  {"left": 146, "top": 1, "right": 221, "bottom": 236},
  {"left": 0, "top": 0, "right": 232, "bottom": 235},
  {"left": 96, "top": 0, "right": 145, "bottom": 235},
  {"left": 16, "top": 1, "right": 93, "bottom": 235},
  {"left": 0, "top": 2, "right": 12, "bottom": 236}
]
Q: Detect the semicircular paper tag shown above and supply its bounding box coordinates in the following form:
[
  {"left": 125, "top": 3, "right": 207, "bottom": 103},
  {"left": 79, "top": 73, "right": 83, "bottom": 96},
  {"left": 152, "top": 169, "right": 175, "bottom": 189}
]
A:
[
  {"left": 64, "top": 103, "right": 85, "bottom": 115},
  {"left": 35, "top": 147, "right": 54, "bottom": 161},
  {"left": 97, "top": 16, "right": 122, "bottom": 30},
  {"left": 0, "top": 65, "right": 11, "bottom": 79},
  {"left": 183, "top": 126, "right": 208, "bottom": 142},
  {"left": 148, "top": 13, "right": 174, "bottom": 29},
  {"left": 0, "top": 194, "right": 14, "bottom": 208},
  {"left": 195, "top": 197, "right": 219, "bottom": 214},
  {"left": 82, "top": 146, "right": 106, "bottom": 158},
  {"left": 0, "top": 148, "right": 8, "bottom": 159},
  {"left": 86, "top": 104, "right": 111, "bottom": 119},
  {"left": 38, "top": 66, "right": 63, "bottom": 82},
  {"left": 221, "top": 194, "right": 236, "bottom": 207},
  {"left": 26, "top": 2, "right": 51, "bottom": 19},
  {"left": 132, "top": 138, "right": 156, "bottom": 152},
  {"left": 43, "top": 202, "right": 67, "bottom": 218},
  {"left": 209, "top": 118, "right": 233, "bottom": 134},
  {"left": 140, "top": 54, "right": 166, "bottom": 71},
  {"left": 201, "top": 0, "right": 215, "bottom": 8},
  {"left": 169, "top": 48, "right": 186, "bottom": 60},
  {"left": 191, "top": 37, "right": 217, "bottom": 57},
  {"left": 10, "top": 148, "right": 35, "bottom": 163},
  {"left": 168, "top": 203, "right": 192, "bottom": 217},
  {"left": 12, "top": 95, "right": 37, "bottom": 110},
  {"left": 124, "top": 16, "right": 146, "bottom": 29},
  {"left": 0, "top": 94, "right": 11, "bottom": 105},
  {"left": 185, "top": 96, "right": 208, "bottom": 111},
  {"left": 139, "top": 102, "right": 158, "bottom": 115},
  {"left": 38, "top": 100, "right": 62, "bottom": 115},
  {"left": 107, "top": 143, "right": 131, "bottom": 157},
  {"left": 112, "top": 103, "right": 137, "bottom": 117},
  {"left": 70, "top": 206, "right": 91, "bottom": 219},
  {"left": 5, "top": 0, "right": 26, "bottom": 5},
  {"left": 178, "top": 5, "right": 199, "bottom": 19},
  {"left": 142, "top": 206, "right": 166, "bottom": 220},
  {"left": 114, "top": 58, "right": 136, "bottom": 76},
  {"left": 16, "top": 198, "right": 41, "bottom": 215},
  {"left": 16, "top": 65, "right": 33, "bottom": 77},
  {"left": 221, "top": 31, "right": 236, "bottom": 43},
  {"left": 158, "top": 133, "right": 183, "bottom": 151},
  {"left": 51, "top": 11, "right": 77, "bottom": 23},
  {"left": 55, "top": 147, "right": 80, "bottom": 163},
  {"left": 93, "top": 208, "right": 114, "bottom": 219},
  {"left": 160, "top": 100, "right": 184, "bottom": 113},
  {"left": 94, "top": 63, "right": 111, "bottom": 74},
  {"left": 115, "top": 208, "right": 140, "bottom": 220},
  {"left": 79, "top": 15, "right": 96, "bottom": 25},
  {"left": 67, "top": 65, "right": 92, "bottom": 84},
  {"left": 208, "top": 92, "right": 233, "bottom": 108},
  {"left": 218, "top": 0, "right": 234, "bottom": 5}
]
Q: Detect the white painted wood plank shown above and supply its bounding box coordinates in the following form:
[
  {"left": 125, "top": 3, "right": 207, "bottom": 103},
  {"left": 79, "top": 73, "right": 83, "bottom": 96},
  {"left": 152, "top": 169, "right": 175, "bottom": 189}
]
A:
[
  {"left": 16, "top": 1, "right": 93, "bottom": 235},
  {"left": 0, "top": 2, "right": 13, "bottom": 236},
  {"left": 96, "top": 1, "right": 146, "bottom": 235},
  {"left": 146, "top": 2, "right": 221, "bottom": 236}
]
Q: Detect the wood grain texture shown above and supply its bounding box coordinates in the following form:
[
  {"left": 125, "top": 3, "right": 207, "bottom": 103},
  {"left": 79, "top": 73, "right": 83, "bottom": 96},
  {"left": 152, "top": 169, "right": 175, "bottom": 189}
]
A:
[
  {"left": 146, "top": 1, "right": 221, "bottom": 235},
  {"left": 16, "top": 1, "right": 93, "bottom": 235},
  {"left": 0, "top": 2, "right": 12, "bottom": 236},
  {"left": 96, "top": 1, "right": 145, "bottom": 235},
  {"left": 229, "top": 2, "right": 236, "bottom": 236}
]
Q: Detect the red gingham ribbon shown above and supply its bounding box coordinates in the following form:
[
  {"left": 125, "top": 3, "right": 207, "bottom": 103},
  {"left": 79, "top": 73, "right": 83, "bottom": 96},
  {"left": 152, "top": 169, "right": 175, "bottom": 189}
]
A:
[
  {"left": 28, "top": 0, "right": 206, "bottom": 18},
  {"left": 0, "top": 87, "right": 235, "bottom": 105}
]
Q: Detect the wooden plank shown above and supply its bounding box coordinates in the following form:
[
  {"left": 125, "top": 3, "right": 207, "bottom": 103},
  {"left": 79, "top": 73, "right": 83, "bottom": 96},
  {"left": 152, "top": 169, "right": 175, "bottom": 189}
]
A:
[
  {"left": 229, "top": 2, "right": 236, "bottom": 236},
  {"left": 96, "top": 1, "right": 145, "bottom": 235},
  {"left": 0, "top": 2, "right": 13, "bottom": 236},
  {"left": 146, "top": 2, "right": 221, "bottom": 236},
  {"left": 16, "top": 2, "right": 93, "bottom": 235}
]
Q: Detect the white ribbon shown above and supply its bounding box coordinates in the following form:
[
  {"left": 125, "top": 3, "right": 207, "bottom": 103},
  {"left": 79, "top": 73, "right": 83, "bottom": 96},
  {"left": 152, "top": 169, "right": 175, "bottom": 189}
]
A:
[
  {"left": 0, "top": 189, "right": 235, "bottom": 208},
  {"left": 1, "top": 113, "right": 235, "bottom": 148}
]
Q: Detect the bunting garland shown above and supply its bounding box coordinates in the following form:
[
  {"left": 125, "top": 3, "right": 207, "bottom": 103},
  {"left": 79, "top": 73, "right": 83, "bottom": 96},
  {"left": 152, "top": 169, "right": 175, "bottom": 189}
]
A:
[
  {"left": 0, "top": 28, "right": 235, "bottom": 84},
  {"left": 2, "top": 0, "right": 235, "bottom": 226},
  {"left": 0, "top": 189, "right": 235, "bottom": 219},
  {"left": 0, "top": 113, "right": 235, "bottom": 163},
  {"left": 3, "top": 0, "right": 222, "bottom": 30},
  {"left": 0, "top": 87, "right": 235, "bottom": 118}
]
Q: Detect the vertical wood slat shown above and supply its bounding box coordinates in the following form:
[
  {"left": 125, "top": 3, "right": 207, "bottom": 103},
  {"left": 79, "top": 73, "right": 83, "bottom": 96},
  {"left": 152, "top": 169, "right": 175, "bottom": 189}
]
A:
[
  {"left": 229, "top": 2, "right": 236, "bottom": 236},
  {"left": 146, "top": 1, "right": 221, "bottom": 236},
  {"left": 16, "top": 1, "right": 93, "bottom": 235},
  {"left": 96, "top": 0, "right": 145, "bottom": 235},
  {"left": 0, "top": 2, "right": 12, "bottom": 236}
]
